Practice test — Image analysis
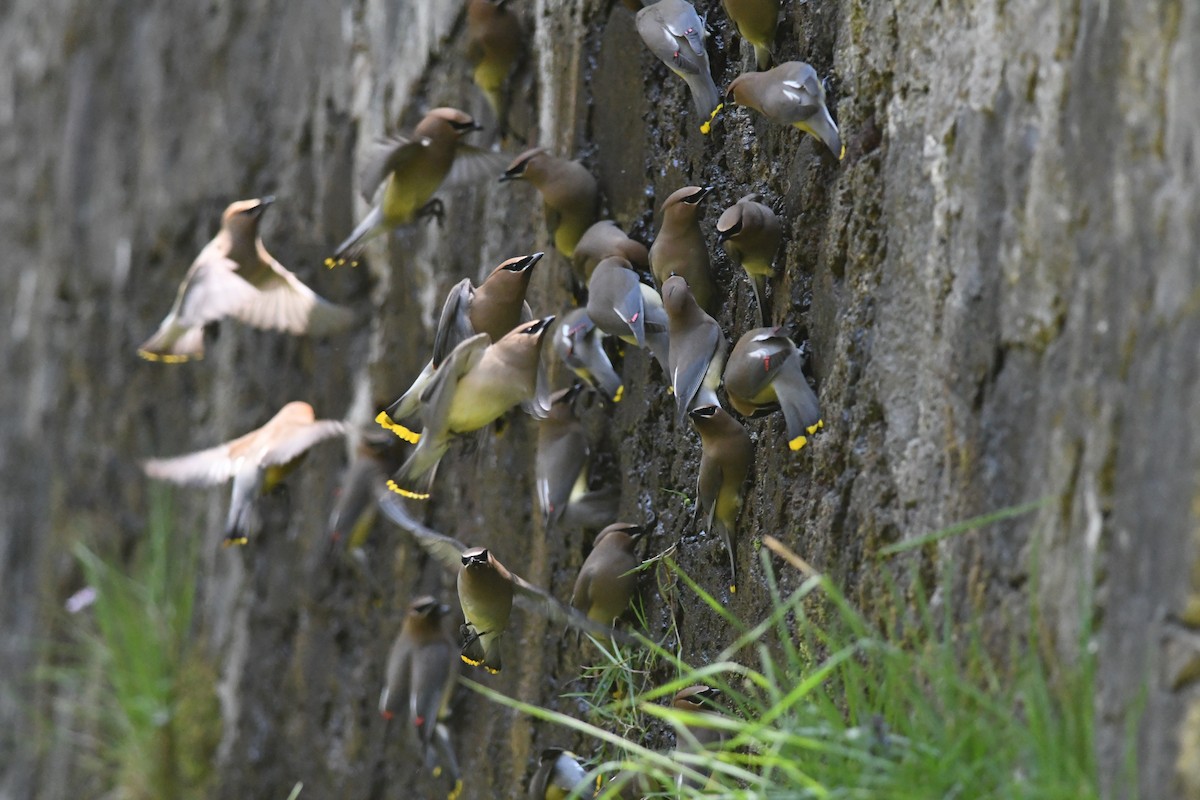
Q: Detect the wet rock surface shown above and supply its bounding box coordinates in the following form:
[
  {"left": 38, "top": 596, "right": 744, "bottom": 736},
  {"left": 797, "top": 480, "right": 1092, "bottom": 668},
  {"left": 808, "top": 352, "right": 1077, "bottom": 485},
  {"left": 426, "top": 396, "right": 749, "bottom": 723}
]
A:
[{"left": 2, "top": 1, "right": 1199, "bottom": 798}]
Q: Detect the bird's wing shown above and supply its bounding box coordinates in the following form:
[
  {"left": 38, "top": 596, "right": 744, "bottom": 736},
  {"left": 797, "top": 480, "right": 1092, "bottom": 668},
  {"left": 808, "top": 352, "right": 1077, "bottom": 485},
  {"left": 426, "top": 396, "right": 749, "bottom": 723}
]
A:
[
  {"left": 417, "top": 333, "right": 490, "bottom": 438},
  {"left": 444, "top": 144, "right": 511, "bottom": 189},
  {"left": 510, "top": 571, "right": 636, "bottom": 643},
  {"left": 358, "top": 134, "right": 431, "bottom": 202},
  {"left": 172, "top": 253, "right": 260, "bottom": 329},
  {"left": 672, "top": 321, "right": 722, "bottom": 417},
  {"left": 230, "top": 258, "right": 355, "bottom": 336},
  {"left": 431, "top": 279, "right": 476, "bottom": 367},
  {"left": 261, "top": 420, "right": 349, "bottom": 467},
  {"left": 375, "top": 489, "right": 471, "bottom": 572},
  {"left": 380, "top": 632, "right": 414, "bottom": 718},
  {"left": 142, "top": 439, "right": 242, "bottom": 486},
  {"left": 661, "top": 10, "right": 707, "bottom": 75}
]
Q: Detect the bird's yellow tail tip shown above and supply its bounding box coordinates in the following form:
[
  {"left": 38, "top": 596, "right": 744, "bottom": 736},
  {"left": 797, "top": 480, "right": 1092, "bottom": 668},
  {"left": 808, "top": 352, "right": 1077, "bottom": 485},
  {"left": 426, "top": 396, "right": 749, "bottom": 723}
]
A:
[
  {"left": 788, "top": 435, "right": 809, "bottom": 452},
  {"left": 700, "top": 103, "right": 725, "bottom": 135},
  {"left": 138, "top": 349, "right": 192, "bottom": 364},
  {"left": 613, "top": 385, "right": 624, "bottom": 403},
  {"left": 376, "top": 411, "right": 420, "bottom": 443},
  {"left": 222, "top": 535, "right": 249, "bottom": 548},
  {"left": 730, "top": 584, "right": 737, "bottom": 594},
  {"left": 386, "top": 480, "right": 429, "bottom": 500}
]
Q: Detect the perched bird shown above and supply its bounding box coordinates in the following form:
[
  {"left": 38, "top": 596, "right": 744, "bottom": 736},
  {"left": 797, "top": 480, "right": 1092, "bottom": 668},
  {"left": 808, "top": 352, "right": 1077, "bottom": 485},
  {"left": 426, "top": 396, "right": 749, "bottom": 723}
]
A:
[
  {"left": 466, "top": 0, "right": 524, "bottom": 139},
  {"left": 722, "top": 0, "right": 779, "bottom": 70},
  {"left": 572, "top": 220, "right": 650, "bottom": 287},
  {"left": 375, "top": 498, "right": 637, "bottom": 673},
  {"left": 552, "top": 308, "right": 623, "bottom": 403},
  {"left": 537, "top": 385, "right": 619, "bottom": 531},
  {"left": 381, "top": 317, "right": 555, "bottom": 499},
  {"left": 672, "top": 684, "right": 729, "bottom": 789},
  {"left": 143, "top": 402, "right": 348, "bottom": 545},
  {"left": 663, "top": 276, "right": 727, "bottom": 424},
  {"left": 715, "top": 194, "right": 781, "bottom": 326},
  {"left": 326, "top": 428, "right": 404, "bottom": 550},
  {"left": 528, "top": 747, "right": 591, "bottom": 800},
  {"left": 688, "top": 405, "right": 752, "bottom": 593},
  {"left": 379, "top": 596, "right": 462, "bottom": 791},
  {"left": 500, "top": 149, "right": 600, "bottom": 259},
  {"left": 649, "top": 186, "right": 716, "bottom": 314},
  {"left": 636, "top": 0, "right": 721, "bottom": 120},
  {"left": 378, "top": 253, "right": 540, "bottom": 437},
  {"left": 586, "top": 257, "right": 670, "bottom": 370},
  {"left": 723, "top": 327, "right": 822, "bottom": 451},
  {"left": 725, "top": 62, "right": 845, "bottom": 160},
  {"left": 138, "top": 197, "right": 354, "bottom": 362},
  {"left": 571, "top": 522, "right": 644, "bottom": 626},
  {"left": 328, "top": 107, "right": 502, "bottom": 266}
]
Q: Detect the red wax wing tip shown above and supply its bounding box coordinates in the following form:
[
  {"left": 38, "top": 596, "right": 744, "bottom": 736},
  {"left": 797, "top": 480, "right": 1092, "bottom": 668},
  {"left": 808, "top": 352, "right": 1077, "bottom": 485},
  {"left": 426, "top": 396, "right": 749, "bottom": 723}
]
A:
[
  {"left": 414, "top": 715, "right": 425, "bottom": 727},
  {"left": 763, "top": 355, "right": 771, "bottom": 371},
  {"left": 380, "top": 710, "right": 394, "bottom": 721},
  {"left": 331, "top": 532, "right": 342, "bottom": 542},
  {"left": 630, "top": 312, "right": 640, "bottom": 323}
]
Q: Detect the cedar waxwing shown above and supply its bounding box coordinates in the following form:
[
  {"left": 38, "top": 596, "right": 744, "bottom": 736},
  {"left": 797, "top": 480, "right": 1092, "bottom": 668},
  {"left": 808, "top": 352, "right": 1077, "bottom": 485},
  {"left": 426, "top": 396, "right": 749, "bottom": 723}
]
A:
[
  {"left": 723, "top": 327, "right": 822, "bottom": 450},
  {"left": 378, "top": 253, "right": 540, "bottom": 436},
  {"left": 553, "top": 308, "right": 623, "bottom": 403},
  {"left": 725, "top": 62, "right": 845, "bottom": 160},
  {"left": 139, "top": 197, "right": 354, "bottom": 362},
  {"left": 672, "top": 684, "right": 728, "bottom": 789},
  {"left": 571, "top": 523, "right": 644, "bottom": 626},
  {"left": 328, "top": 107, "right": 503, "bottom": 266},
  {"left": 715, "top": 193, "right": 781, "bottom": 326},
  {"left": 663, "top": 276, "right": 727, "bottom": 424},
  {"left": 586, "top": 257, "right": 670, "bottom": 370},
  {"left": 381, "top": 317, "right": 555, "bottom": 499},
  {"left": 466, "top": 0, "right": 524, "bottom": 139},
  {"left": 326, "top": 428, "right": 404, "bottom": 549},
  {"left": 379, "top": 596, "right": 462, "bottom": 792},
  {"left": 572, "top": 220, "right": 650, "bottom": 287},
  {"left": 649, "top": 186, "right": 716, "bottom": 314},
  {"left": 537, "top": 385, "right": 619, "bottom": 531},
  {"left": 722, "top": 0, "right": 779, "bottom": 70},
  {"left": 636, "top": 0, "right": 721, "bottom": 119},
  {"left": 374, "top": 497, "right": 638, "bottom": 671},
  {"left": 143, "top": 402, "right": 348, "bottom": 545},
  {"left": 688, "top": 405, "right": 752, "bottom": 593},
  {"left": 528, "top": 747, "right": 591, "bottom": 800},
  {"left": 500, "top": 149, "right": 600, "bottom": 259}
]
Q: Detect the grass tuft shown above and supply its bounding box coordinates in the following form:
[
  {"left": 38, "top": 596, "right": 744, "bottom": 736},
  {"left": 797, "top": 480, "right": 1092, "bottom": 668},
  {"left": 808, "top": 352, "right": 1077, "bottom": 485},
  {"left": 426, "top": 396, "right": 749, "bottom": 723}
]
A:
[{"left": 470, "top": 507, "right": 1106, "bottom": 799}]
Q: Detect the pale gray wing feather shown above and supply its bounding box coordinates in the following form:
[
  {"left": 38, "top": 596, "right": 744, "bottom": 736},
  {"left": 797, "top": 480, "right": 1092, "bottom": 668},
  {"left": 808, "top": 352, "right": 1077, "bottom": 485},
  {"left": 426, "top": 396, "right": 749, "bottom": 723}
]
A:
[{"left": 261, "top": 420, "right": 349, "bottom": 467}]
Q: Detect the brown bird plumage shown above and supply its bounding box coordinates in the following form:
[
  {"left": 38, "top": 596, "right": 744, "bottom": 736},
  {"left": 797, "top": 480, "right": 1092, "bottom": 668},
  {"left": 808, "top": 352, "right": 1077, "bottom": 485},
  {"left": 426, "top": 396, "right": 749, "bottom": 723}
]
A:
[
  {"left": 500, "top": 149, "right": 600, "bottom": 259},
  {"left": 143, "top": 401, "right": 348, "bottom": 545},
  {"left": 649, "top": 186, "right": 716, "bottom": 313},
  {"left": 716, "top": 193, "right": 782, "bottom": 326},
  {"left": 688, "top": 405, "right": 753, "bottom": 593},
  {"left": 381, "top": 317, "right": 555, "bottom": 499},
  {"left": 723, "top": 326, "right": 822, "bottom": 451},
  {"left": 572, "top": 220, "right": 650, "bottom": 287},
  {"left": 377, "top": 253, "right": 540, "bottom": 437},
  {"left": 139, "top": 197, "right": 353, "bottom": 362},
  {"left": 725, "top": 62, "right": 845, "bottom": 160},
  {"left": 329, "top": 107, "right": 504, "bottom": 265},
  {"left": 466, "top": 0, "right": 524, "bottom": 139},
  {"left": 571, "top": 522, "right": 644, "bottom": 626},
  {"left": 379, "top": 596, "right": 462, "bottom": 793}
]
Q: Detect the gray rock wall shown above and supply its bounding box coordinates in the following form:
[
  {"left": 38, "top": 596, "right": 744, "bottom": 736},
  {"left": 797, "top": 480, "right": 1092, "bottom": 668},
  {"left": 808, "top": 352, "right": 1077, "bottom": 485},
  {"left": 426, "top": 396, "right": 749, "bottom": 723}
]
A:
[{"left": 1, "top": 0, "right": 1198, "bottom": 798}]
